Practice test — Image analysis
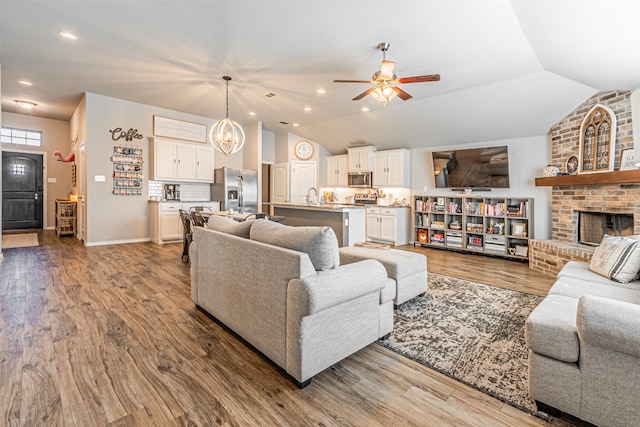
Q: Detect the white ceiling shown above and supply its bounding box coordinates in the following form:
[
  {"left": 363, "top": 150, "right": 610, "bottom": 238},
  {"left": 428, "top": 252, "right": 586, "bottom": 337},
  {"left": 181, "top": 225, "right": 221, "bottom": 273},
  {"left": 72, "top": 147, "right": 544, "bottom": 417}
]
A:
[{"left": 2, "top": 1, "right": 639, "bottom": 154}]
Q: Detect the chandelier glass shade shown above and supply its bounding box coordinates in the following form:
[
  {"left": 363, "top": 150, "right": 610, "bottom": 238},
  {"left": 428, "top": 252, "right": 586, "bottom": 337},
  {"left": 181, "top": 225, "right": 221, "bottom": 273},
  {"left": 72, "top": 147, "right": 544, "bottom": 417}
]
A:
[
  {"left": 370, "top": 84, "right": 397, "bottom": 105},
  {"left": 209, "top": 76, "right": 245, "bottom": 156}
]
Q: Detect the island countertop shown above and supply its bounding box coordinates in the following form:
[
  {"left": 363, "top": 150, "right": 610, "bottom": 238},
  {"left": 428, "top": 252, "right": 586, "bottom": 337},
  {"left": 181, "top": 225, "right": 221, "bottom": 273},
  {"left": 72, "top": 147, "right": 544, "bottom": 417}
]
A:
[
  {"left": 272, "top": 203, "right": 366, "bottom": 247},
  {"left": 269, "top": 202, "right": 365, "bottom": 212}
]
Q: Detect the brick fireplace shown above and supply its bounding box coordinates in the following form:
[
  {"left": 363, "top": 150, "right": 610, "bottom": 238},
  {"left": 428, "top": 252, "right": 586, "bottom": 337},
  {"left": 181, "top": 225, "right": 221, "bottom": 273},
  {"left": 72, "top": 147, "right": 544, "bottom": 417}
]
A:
[{"left": 529, "top": 90, "right": 637, "bottom": 276}]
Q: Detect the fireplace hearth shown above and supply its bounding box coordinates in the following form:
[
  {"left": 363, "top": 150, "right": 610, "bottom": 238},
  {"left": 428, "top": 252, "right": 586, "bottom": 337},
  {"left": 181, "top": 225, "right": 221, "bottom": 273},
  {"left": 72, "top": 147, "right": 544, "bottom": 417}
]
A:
[{"left": 578, "top": 211, "right": 634, "bottom": 246}]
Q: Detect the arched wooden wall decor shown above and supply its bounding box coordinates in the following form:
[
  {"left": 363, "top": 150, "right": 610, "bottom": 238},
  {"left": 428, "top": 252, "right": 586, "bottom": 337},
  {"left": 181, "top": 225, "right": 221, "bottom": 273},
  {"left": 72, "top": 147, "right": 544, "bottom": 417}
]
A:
[{"left": 578, "top": 104, "right": 616, "bottom": 174}]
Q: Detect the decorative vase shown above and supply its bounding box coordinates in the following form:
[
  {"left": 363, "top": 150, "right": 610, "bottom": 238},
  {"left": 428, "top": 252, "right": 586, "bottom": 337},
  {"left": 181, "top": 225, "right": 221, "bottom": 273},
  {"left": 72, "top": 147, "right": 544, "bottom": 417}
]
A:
[{"left": 543, "top": 165, "right": 559, "bottom": 177}]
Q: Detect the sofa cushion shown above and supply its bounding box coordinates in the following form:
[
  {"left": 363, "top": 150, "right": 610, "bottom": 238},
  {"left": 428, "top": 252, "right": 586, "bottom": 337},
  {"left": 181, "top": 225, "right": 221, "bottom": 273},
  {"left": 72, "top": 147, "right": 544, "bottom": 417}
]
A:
[
  {"left": 526, "top": 293, "right": 580, "bottom": 363},
  {"left": 206, "top": 215, "right": 253, "bottom": 238},
  {"left": 549, "top": 275, "right": 640, "bottom": 304},
  {"left": 250, "top": 219, "right": 340, "bottom": 271},
  {"left": 589, "top": 235, "right": 640, "bottom": 283}
]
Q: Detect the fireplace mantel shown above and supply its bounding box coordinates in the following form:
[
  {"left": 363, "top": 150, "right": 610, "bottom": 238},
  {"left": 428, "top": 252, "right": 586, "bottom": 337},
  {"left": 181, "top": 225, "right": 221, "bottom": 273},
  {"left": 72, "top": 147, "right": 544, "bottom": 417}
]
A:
[{"left": 535, "top": 169, "right": 640, "bottom": 187}]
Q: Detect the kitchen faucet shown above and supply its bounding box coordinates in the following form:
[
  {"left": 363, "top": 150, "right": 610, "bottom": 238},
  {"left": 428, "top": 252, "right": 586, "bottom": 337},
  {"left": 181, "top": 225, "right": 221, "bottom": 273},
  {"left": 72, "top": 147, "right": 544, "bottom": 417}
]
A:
[{"left": 306, "top": 187, "right": 319, "bottom": 204}]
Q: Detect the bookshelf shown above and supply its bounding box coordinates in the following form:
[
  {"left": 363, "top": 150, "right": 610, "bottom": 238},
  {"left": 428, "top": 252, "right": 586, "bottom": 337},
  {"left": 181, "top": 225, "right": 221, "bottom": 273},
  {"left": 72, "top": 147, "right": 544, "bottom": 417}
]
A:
[{"left": 413, "top": 195, "right": 533, "bottom": 260}]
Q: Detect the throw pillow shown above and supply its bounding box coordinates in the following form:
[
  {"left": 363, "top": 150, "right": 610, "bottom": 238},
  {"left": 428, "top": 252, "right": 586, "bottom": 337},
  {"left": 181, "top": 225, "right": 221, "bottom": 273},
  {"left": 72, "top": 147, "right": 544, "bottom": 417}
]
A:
[
  {"left": 249, "top": 219, "right": 340, "bottom": 271},
  {"left": 589, "top": 235, "right": 640, "bottom": 283},
  {"left": 206, "top": 215, "right": 253, "bottom": 238}
]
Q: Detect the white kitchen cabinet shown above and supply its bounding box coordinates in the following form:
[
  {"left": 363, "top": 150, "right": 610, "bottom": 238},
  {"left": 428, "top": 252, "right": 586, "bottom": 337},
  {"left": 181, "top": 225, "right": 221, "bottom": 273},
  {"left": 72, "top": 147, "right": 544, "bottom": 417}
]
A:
[
  {"left": 150, "top": 201, "right": 219, "bottom": 244},
  {"left": 373, "top": 149, "right": 410, "bottom": 187},
  {"left": 365, "top": 206, "right": 410, "bottom": 246},
  {"left": 326, "top": 154, "right": 348, "bottom": 187},
  {"left": 150, "top": 202, "right": 182, "bottom": 244},
  {"left": 347, "top": 146, "right": 375, "bottom": 171},
  {"left": 196, "top": 146, "right": 214, "bottom": 181},
  {"left": 153, "top": 139, "right": 178, "bottom": 180},
  {"left": 150, "top": 137, "right": 214, "bottom": 182}
]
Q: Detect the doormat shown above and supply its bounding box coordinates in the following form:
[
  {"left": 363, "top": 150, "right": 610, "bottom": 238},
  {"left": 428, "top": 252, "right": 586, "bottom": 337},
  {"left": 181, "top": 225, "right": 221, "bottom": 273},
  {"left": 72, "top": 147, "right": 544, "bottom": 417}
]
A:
[
  {"left": 377, "top": 272, "right": 551, "bottom": 421},
  {"left": 2, "top": 233, "right": 39, "bottom": 249}
]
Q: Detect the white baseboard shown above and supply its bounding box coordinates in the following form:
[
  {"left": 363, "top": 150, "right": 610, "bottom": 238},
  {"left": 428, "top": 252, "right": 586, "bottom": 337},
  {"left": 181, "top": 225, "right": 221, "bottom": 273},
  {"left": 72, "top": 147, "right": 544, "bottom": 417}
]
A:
[{"left": 84, "top": 237, "right": 152, "bottom": 247}]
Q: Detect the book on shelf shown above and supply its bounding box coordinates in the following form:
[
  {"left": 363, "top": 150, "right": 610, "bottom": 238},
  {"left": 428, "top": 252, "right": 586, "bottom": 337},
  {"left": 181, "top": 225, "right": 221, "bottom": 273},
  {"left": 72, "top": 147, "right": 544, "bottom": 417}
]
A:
[
  {"left": 484, "top": 202, "right": 506, "bottom": 216},
  {"left": 506, "top": 201, "right": 528, "bottom": 217}
]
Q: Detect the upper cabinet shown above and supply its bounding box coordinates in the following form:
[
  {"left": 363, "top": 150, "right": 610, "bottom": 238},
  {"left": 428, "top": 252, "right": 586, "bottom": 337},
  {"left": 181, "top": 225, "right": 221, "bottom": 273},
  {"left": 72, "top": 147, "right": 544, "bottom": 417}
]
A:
[
  {"left": 326, "top": 154, "right": 348, "bottom": 187},
  {"left": 195, "top": 146, "right": 214, "bottom": 181},
  {"left": 150, "top": 138, "right": 214, "bottom": 182},
  {"left": 372, "top": 149, "right": 410, "bottom": 187},
  {"left": 347, "top": 146, "right": 375, "bottom": 171}
]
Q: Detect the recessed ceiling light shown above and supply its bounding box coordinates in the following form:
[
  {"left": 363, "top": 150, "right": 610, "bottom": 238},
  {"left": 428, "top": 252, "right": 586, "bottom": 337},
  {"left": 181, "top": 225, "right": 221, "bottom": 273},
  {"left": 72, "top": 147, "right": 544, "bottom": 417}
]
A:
[
  {"left": 15, "top": 100, "right": 37, "bottom": 109},
  {"left": 58, "top": 31, "right": 78, "bottom": 40},
  {"left": 249, "top": 112, "right": 256, "bottom": 116},
  {"left": 19, "top": 80, "right": 33, "bottom": 86},
  {"left": 316, "top": 89, "right": 326, "bottom": 94},
  {"left": 292, "top": 123, "right": 300, "bottom": 127},
  {"left": 303, "top": 107, "right": 312, "bottom": 112},
  {"left": 361, "top": 106, "right": 370, "bottom": 112}
]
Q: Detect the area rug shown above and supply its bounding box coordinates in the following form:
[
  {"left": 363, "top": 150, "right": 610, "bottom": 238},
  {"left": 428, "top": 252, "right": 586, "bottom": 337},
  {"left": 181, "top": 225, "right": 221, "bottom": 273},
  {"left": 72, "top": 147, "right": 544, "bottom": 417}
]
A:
[
  {"left": 377, "top": 272, "right": 550, "bottom": 420},
  {"left": 2, "top": 233, "right": 39, "bottom": 249}
]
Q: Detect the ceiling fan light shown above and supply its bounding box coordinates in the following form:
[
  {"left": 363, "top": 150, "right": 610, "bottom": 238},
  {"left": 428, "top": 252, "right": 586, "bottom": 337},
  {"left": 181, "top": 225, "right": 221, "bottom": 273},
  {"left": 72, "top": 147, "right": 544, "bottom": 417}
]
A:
[
  {"left": 370, "top": 85, "right": 398, "bottom": 105},
  {"left": 380, "top": 60, "right": 395, "bottom": 79}
]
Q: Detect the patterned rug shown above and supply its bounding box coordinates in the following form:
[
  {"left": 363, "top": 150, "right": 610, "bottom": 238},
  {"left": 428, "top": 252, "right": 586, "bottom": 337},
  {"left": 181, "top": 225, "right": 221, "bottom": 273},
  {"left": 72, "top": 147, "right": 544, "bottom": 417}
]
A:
[{"left": 377, "top": 272, "right": 550, "bottom": 420}]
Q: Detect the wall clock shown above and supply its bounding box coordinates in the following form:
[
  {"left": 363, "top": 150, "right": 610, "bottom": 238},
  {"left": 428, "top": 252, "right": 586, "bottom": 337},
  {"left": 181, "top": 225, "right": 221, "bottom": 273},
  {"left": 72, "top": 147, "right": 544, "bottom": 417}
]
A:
[{"left": 294, "top": 140, "right": 314, "bottom": 160}]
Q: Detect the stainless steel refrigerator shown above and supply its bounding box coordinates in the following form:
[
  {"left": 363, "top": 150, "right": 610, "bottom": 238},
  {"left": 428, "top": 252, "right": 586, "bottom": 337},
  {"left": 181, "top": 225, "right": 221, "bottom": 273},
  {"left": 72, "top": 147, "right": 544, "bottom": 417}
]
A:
[{"left": 212, "top": 167, "right": 258, "bottom": 213}]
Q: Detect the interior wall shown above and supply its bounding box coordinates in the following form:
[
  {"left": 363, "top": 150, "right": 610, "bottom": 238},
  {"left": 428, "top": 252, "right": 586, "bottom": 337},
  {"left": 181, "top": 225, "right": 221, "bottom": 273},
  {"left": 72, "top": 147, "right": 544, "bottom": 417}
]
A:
[
  {"left": 1, "top": 112, "right": 72, "bottom": 229},
  {"left": 410, "top": 135, "right": 551, "bottom": 240},
  {"left": 243, "top": 121, "right": 262, "bottom": 211},
  {"left": 83, "top": 92, "right": 222, "bottom": 245},
  {"left": 262, "top": 129, "right": 275, "bottom": 163}
]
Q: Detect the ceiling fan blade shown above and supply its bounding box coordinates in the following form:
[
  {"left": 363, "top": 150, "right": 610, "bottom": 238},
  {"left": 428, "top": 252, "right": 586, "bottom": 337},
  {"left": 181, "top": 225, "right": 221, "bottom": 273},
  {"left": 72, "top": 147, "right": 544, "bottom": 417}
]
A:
[
  {"left": 333, "top": 79, "right": 373, "bottom": 84},
  {"left": 352, "top": 87, "right": 376, "bottom": 101},
  {"left": 397, "top": 74, "right": 441, "bottom": 84},
  {"left": 392, "top": 86, "right": 412, "bottom": 101}
]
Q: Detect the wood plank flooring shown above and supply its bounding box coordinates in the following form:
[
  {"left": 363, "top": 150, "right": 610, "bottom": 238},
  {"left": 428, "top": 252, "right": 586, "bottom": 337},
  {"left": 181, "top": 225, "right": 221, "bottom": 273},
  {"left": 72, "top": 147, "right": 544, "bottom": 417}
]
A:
[{"left": 0, "top": 231, "right": 587, "bottom": 426}]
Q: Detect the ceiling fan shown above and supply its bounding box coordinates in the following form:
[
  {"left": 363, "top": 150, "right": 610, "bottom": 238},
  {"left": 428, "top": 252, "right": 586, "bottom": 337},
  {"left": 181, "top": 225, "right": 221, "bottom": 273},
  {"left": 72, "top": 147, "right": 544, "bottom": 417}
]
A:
[{"left": 333, "top": 42, "right": 440, "bottom": 105}]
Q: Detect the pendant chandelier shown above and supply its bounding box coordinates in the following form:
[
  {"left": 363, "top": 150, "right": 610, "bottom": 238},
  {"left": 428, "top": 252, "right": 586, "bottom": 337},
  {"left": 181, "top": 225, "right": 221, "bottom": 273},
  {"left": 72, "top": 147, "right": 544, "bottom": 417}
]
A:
[{"left": 209, "top": 75, "right": 245, "bottom": 156}]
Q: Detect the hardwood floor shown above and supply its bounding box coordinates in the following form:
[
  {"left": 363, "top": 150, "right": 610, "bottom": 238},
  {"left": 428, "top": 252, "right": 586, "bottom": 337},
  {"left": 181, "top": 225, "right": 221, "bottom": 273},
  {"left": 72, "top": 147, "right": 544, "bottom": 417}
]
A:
[{"left": 0, "top": 231, "right": 587, "bottom": 426}]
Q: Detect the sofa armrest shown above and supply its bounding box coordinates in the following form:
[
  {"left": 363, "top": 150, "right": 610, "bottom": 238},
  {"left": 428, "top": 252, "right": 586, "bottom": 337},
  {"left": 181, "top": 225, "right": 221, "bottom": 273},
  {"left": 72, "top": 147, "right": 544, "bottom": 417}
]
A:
[
  {"left": 288, "top": 259, "right": 389, "bottom": 316},
  {"left": 577, "top": 295, "right": 640, "bottom": 358}
]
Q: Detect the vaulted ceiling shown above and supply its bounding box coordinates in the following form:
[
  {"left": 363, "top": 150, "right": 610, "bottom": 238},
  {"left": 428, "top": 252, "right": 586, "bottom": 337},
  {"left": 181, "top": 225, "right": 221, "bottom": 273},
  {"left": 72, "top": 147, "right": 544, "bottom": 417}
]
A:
[{"left": 2, "top": 1, "right": 639, "bottom": 153}]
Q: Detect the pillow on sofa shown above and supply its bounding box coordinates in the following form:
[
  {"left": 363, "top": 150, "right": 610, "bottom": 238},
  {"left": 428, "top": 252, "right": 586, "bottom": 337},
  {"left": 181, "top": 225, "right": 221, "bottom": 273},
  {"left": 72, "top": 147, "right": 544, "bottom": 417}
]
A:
[
  {"left": 589, "top": 235, "right": 640, "bottom": 283},
  {"left": 250, "top": 219, "right": 340, "bottom": 271},
  {"left": 206, "top": 215, "right": 253, "bottom": 238}
]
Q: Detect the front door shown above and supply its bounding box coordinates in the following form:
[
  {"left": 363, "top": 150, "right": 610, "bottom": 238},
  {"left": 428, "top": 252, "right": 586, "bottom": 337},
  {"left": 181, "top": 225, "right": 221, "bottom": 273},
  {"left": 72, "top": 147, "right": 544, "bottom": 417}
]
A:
[{"left": 2, "top": 151, "right": 44, "bottom": 230}]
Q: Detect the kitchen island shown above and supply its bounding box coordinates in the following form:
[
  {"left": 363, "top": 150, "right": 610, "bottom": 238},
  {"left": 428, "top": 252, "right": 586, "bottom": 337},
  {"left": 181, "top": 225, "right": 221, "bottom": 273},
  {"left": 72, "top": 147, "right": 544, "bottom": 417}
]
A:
[{"left": 271, "top": 203, "right": 365, "bottom": 247}]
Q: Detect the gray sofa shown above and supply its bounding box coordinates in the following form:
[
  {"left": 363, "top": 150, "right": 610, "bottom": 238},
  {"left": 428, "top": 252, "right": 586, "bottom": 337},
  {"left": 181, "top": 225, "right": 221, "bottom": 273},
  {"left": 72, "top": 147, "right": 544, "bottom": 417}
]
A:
[
  {"left": 190, "top": 218, "right": 395, "bottom": 387},
  {"left": 526, "top": 261, "right": 640, "bottom": 426}
]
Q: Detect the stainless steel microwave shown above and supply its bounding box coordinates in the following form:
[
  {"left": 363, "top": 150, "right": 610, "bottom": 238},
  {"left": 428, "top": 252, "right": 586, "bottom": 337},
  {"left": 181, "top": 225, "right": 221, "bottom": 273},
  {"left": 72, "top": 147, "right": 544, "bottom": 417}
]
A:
[{"left": 347, "top": 171, "right": 373, "bottom": 188}]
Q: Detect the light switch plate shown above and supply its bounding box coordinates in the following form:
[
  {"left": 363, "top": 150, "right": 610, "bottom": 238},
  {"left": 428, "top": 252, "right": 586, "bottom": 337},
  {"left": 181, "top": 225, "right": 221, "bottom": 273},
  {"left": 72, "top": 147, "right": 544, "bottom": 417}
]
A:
[
  {"left": 95, "top": 175, "right": 106, "bottom": 182},
  {"left": 47, "top": 177, "right": 57, "bottom": 183}
]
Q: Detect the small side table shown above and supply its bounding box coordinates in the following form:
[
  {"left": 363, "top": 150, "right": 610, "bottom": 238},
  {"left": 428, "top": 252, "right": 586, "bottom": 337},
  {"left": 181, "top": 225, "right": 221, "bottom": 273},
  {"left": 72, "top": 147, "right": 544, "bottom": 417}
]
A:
[{"left": 55, "top": 199, "right": 77, "bottom": 237}]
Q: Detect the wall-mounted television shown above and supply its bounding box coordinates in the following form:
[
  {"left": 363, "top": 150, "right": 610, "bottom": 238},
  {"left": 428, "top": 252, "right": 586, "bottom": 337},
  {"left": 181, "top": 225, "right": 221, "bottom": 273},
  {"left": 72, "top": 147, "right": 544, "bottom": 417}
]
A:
[{"left": 431, "top": 146, "right": 510, "bottom": 189}]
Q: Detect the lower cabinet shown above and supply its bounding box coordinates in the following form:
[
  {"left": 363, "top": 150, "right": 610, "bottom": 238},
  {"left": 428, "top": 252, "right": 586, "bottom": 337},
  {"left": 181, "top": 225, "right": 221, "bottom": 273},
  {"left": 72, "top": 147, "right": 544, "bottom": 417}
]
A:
[
  {"left": 150, "top": 202, "right": 182, "bottom": 244},
  {"left": 365, "top": 206, "right": 410, "bottom": 246}
]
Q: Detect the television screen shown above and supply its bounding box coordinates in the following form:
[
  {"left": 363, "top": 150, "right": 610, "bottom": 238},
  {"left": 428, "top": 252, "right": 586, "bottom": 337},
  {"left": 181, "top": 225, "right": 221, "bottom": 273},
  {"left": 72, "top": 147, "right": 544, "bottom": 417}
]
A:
[{"left": 431, "top": 146, "right": 510, "bottom": 189}]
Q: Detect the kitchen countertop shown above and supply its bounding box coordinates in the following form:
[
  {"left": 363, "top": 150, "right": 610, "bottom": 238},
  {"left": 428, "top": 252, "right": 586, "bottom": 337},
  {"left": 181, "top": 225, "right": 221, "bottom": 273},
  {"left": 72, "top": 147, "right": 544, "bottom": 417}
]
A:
[{"left": 271, "top": 202, "right": 366, "bottom": 211}]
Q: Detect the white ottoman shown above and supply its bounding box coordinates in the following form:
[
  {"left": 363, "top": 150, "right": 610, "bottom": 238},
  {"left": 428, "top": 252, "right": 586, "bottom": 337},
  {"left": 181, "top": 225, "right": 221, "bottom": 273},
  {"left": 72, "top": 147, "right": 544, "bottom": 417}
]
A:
[{"left": 339, "top": 246, "right": 428, "bottom": 306}]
